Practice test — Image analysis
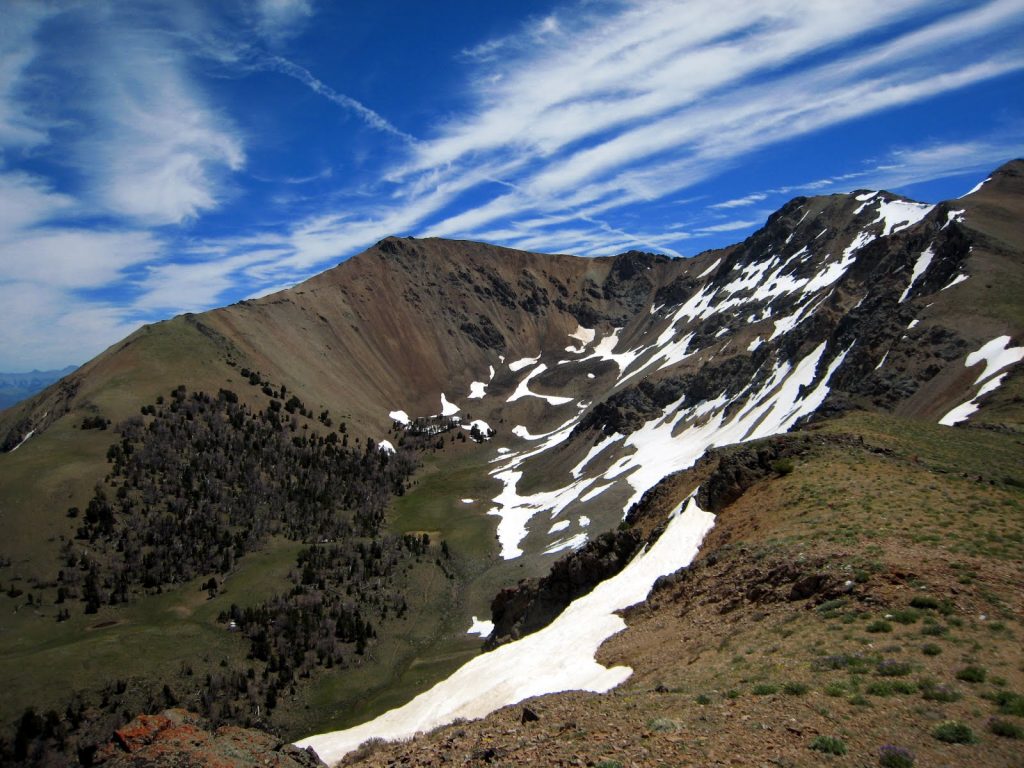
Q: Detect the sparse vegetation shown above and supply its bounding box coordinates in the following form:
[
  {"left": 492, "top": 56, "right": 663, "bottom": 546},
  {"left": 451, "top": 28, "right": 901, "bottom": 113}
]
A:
[
  {"left": 932, "top": 720, "right": 976, "bottom": 744},
  {"left": 809, "top": 735, "right": 847, "bottom": 755}
]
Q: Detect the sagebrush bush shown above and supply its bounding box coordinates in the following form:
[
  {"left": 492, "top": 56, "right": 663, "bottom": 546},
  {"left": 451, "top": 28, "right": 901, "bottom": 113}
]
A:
[
  {"left": 989, "top": 718, "right": 1023, "bottom": 739},
  {"left": 810, "top": 735, "right": 847, "bottom": 755},
  {"left": 878, "top": 745, "right": 915, "bottom": 767},
  {"left": 932, "top": 720, "right": 976, "bottom": 743},
  {"left": 956, "top": 665, "right": 986, "bottom": 683}
]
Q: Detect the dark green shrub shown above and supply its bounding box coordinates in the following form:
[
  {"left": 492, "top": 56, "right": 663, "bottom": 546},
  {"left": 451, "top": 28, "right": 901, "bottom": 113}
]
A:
[
  {"left": 752, "top": 683, "right": 779, "bottom": 696},
  {"left": 784, "top": 682, "right": 809, "bottom": 696},
  {"left": 920, "top": 680, "right": 962, "bottom": 702},
  {"left": 891, "top": 609, "right": 920, "bottom": 624},
  {"left": 921, "top": 643, "right": 942, "bottom": 656},
  {"left": 993, "top": 691, "right": 1024, "bottom": 716},
  {"left": 877, "top": 660, "right": 912, "bottom": 677},
  {"left": 695, "top": 693, "right": 711, "bottom": 705},
  {"left": 910, "top": 595, "right": 939, "bottom": 610},
  {"left": 867, "top": 620, "right": 892, "bottom": 633},
  {"left": 771, "top": 458, "right": 794, "bottom": 475},
  {"left": 932, "top": 720, "right": 976, "bottom": 743},
  {"left": 956, "top": 665, "right": 986, "bottom": 683},
  {"left": 878, "top": 745, "right": 915, "bottom": 767},
  {"left": 921, "top": 623, "right": 947, "bottom": 636},
  {"left": 989, "top": 718, "right": 1023, "bottom": 739},
  {"left": 810, "top": 735, "right": 847, "bottom": 755}
]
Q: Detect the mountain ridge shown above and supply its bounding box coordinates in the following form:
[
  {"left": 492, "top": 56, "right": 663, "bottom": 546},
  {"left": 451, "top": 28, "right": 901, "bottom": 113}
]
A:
[{"left": 0, "top": 161, "right": 1021, "bottom": 766}]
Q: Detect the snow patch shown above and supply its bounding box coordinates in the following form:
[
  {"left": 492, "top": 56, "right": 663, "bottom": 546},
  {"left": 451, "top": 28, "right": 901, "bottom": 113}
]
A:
[
  {"left": 389, "top": 410, "right": 410, "bottom": 425},
  {"left": 548, "top": 520, "right": 570, "bottom": 534},
  {"left": 568, "top": 325, "right": 596, "bottom": 345},
  {"left": 468, "top": 382, "right": 487, "bottom": 399},
  {"left": 295, "top": 497, "right": 715, "bottom": 763},
  {"left": 960, "top": 177, "right": 990, "bottom": 198},
  {"left": 939, "top": 336, "right": 1024, "bottom": 426},
  {"left": 508, "top": 356, "right": 540, "bottom": 372},
  {"left": 747, "top": 337, "right": 763, "bottom": 352},
  {"left": 378, "top": 440, "right": 395, "bottom": 454},
  {"left": 697, "top": 258, "right": 721, "bottom": 279},
  {"left": 8, "top": 429, "right": 34, "bottom": 452},
  {"left": 440, "top": 394, "right": 460, "bottom": 416},
  {"left": 461, "top": 499, "right": 474, "bottom": 504},
  {"left": 899, "top": 246, "right": 934, "bottom": 303},
  {"left": 467, "top": 617, "right": 494, "bottom": 638},
  {"left": 964, "top": 335, "right": 1024, "bottom": 385},
  {"left": 578, "top": 515, "right": 591, "bottom": 527},
  {"left": 941, "top": 273, "right": 969, "bottom": 291},
  {"left": 507, "top": 364, "right": 573, "bottom": 406},
  {"left": 873, "top": 199, "right": 934, "bottom": 236},
  {"left": 543, "top": 533, "right": 588, "bottom": 555}
]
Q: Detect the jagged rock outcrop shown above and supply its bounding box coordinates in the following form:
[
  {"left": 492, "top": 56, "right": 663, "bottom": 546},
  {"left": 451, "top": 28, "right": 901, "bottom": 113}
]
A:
[
  {"left": 484, "top": 529, "right": 642, "bottom": 649},
  {"left": 93, "top": 709, "right": 325, "bottom": 768}
]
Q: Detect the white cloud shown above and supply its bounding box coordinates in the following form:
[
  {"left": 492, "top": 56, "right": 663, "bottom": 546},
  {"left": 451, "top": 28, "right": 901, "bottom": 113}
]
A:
[
  {"left": 0, "top": 4, "right": 52, "bottom": 148},
  {"left": 0, "top": 281, "right": 142, "bottom": 371},
  {"left": 79, "top": 25, "right": 245, "bottom": 225},
  {"left": 255, "top": 0, "right": 313, "bottom": 43},
  {"left": 711, "top": 193, "right": 767, "bottom": 209},
  {"left": 0, "top": 172, "right": 75, "bottom": 232},
  {"left": 696, "top": 219, "right": 761, "bottom": 234}
]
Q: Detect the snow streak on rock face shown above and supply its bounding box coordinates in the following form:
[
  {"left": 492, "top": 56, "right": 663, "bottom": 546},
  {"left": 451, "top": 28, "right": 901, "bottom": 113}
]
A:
[
  {"left": 940, "top": 336, "right": 1024, "bottom": 426},
  {"left": 296, "top": 496, "right": 715, "bottom": 764}
]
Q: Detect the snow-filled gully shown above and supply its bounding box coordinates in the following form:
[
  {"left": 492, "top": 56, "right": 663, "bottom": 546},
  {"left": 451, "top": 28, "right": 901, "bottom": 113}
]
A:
[{"left": 299, "top": 318, "right": 854, "bottom": 760}]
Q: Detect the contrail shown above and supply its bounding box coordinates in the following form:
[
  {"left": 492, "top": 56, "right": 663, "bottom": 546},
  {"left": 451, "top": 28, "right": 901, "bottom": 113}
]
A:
[{"left": 261, "top": 55, "right": 417, "bottom": 145}]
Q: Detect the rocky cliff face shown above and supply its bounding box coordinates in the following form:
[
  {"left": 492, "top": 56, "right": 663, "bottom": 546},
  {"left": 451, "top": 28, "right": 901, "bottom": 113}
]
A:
[{"left": 92, "top": 709, "right": 324, "bottom": 768}]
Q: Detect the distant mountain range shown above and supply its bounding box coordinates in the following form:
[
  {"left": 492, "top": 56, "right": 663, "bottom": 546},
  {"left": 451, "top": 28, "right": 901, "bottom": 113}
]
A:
[
  {"left": 0, "top": 161, "right": 1021, "bottom": 767},
  {"left": 0, "top": 366, "right": 78, "bottom": 410}
]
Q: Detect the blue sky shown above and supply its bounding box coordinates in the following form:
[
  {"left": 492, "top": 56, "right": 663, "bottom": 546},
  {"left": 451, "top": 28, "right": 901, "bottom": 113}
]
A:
[{"left": 1, "top": 0, "right": 1022, "bottom": 371}]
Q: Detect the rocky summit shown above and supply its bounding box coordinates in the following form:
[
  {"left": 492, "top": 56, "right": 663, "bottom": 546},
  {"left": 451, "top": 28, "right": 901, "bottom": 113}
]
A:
[{"left": 0, "top": 162, "right": 1021, "bottom": 767}]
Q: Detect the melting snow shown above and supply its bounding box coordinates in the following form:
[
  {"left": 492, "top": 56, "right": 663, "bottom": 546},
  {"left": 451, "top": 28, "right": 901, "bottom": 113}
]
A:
[
  {"left": 462, "top": 419, "right": 492, "bottom": 437},
  {"left": 461, "top": 499, "right": 474, "bottom": 504},
  {"left": 747, "top": 337, "right": 763, "bottom": 352},
  {"left": 507, "top": 364, "right": 573, "bottom": 406},
  {"left": 543, "top": 532, "right": 588, "bottom": 555},
  {"left": 468, "top": 382, "right": 487, "bottom": 399},
  {"left": 389, "top": 410, "right": 410, "bottom": 425},
  {"left": 872, "top": 199, "right": 934, "bottom": 236},
  {"left": 939, "top": 336, "right": 1024, "bottom": 426},
  {"left": 941, "top": 273, "right": 969, "bottom": 291},
  {"left": 907, "top": 319, "right": 920, "bottom": 330},
  {"left": 569, "top": 325, "right": 596, "bottom": 345},
  {"left": 943, "top": 209, "right": 965, "bottom": 229},
  {"left": 960, "top": 177, "right": 990, "bottom": 198},
  {"left": 578, "top": 515, "right": 591, "bottom": 527},
  {"left": 295, "top": 497, "right": 715, "bottom": 763},
  {"left": 571, "top": 433, "right": 624, "bottom": 478},
  {"left": 467, "top": 617, "right": 494, "bottom": 637},
  {"left": 508, "top": 356, "right": 540, "bottom": 372},
  {"left": 964, "top": 335, "right": 1024, "bottom": 385},
  {"left": 487, "top": 470, "right": 596, "bottom": 559},
  {"left": 875, "top": 351, "right": 889, "bottom": 370},
  {"left": 8, "top": 429, "right": 34, "bottom": 452},
  {"left": 548, "top": 520, "right": 571, "bottom": 534},
  {"left": 697, "top": 258, "right": 721, "bottom": 279},
  {"left": 440, "top": 394, "right": 460, "bottom": 416},
  {"left": 898, "top": 246, "right": 935, "bottom": 303},
  {"left": 378, "top": 440, "right": 395, "bottom": 454}
]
